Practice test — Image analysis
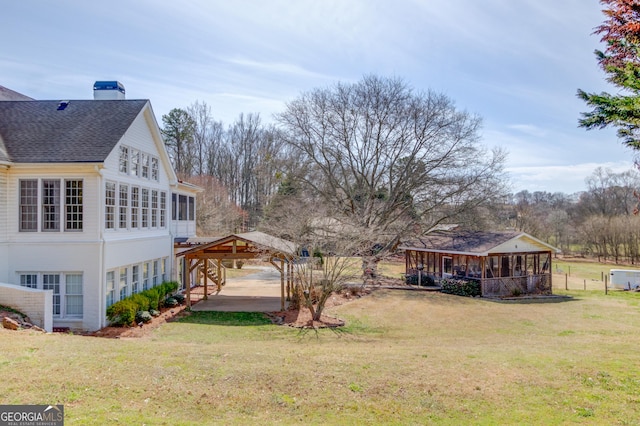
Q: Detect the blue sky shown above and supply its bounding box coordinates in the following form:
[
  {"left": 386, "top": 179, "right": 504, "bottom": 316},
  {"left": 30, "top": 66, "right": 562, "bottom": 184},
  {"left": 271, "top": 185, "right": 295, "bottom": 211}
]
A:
[{"left": 0, "top": 0, "right": 633, "bottom": 194}]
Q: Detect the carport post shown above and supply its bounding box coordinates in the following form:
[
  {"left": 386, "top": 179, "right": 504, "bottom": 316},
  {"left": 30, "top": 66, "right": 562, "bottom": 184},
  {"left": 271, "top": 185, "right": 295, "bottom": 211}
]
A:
[
  {"left": 280, "top": 258, "right": 285, "bottom": 310},
  {"left": 185, "top": 258, "right": 191, "bottom": 308},
  {"left": 202, "top": 259, "right": 208, "bottom": 300}
]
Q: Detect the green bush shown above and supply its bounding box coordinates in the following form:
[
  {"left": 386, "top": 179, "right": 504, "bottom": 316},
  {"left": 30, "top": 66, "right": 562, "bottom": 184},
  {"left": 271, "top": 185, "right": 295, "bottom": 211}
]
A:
[
  {"left": 105, "top": 281, "right": 182, "bottom": 323},
  {"left": 106, "top": 300, "right": 138, "bottom": 327},
  {"left": 130, "top": 293, "right": 150, "bottom": 312},
  {"left": 440, "top": 278, "right": 481, "bottom": 297},
  {"left": 136, "top": 310, "right": 153, "bottom": 324},
  {"left": 405, "top": 273, "right": 435, "bottom": 286},
  {"left": 149, "top": 309, "right": 161, "bottom": 317},
  {"left": 164, "top": 297, "right": 178, "bottom": 308},
  {"left": 143, "top": 289, "right": 160, "bottom": 311},
  {"left": 172, "top": 294, "right": 186, "bottom": 304}
]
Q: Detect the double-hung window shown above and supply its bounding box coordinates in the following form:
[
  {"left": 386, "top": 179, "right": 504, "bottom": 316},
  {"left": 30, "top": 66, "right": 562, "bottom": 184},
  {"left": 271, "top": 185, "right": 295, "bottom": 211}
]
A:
[
  {"left": 65, "top": 180, "right": 83, "bottom": 231},
  {"left": 119, "top": 145, "right": 129, "bottom": 174},
  {"left": 105, "top": 182, "right": 116, "bottom": 229},
  {"left": 19, "top": 180, "right": 38, "bottom": 231},
  {"left": 151, "top": 190, "right": 158, "bottom": 228},
  {"left": 141, "top": 188, "right": 149, "bottom": 228},
  {"left": 106, "top": 271, "right": 115, "bottom": 308},
  {"left": 151, "top": 157, "right": 159, "bottom": 181},
  {"left": 20, "top": 272, "right": 83, "bottom": 318},
  {"left": 42, "top": 180, "right": 60, "bottom": 231},
  {"left": 131, "top": 186, "right": 139, "bottom": 229},
  {"left": 160, "top": 192, "right": 166, "bottom": 228},
  {"left": 119, "top": 184, "right": 129, "bottom": 229},
  {"left": 20, "top": 179, "right": 83, "bottom": 232}
]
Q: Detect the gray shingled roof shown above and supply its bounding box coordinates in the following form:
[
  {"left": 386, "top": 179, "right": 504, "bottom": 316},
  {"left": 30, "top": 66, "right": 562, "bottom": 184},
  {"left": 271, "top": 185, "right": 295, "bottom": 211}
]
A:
[
  {"left": 400, "top": 230, "right": 522, "bottom": 254},
  {"left": 0, "top": 99, "right": 148, "bottom": 163}
]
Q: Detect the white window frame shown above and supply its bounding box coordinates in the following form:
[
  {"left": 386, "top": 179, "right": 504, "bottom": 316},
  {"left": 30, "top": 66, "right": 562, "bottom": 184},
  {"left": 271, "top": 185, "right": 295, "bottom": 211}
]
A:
[
  {"left": 142, "top": 262, "right": 150, "bottom": 291},
  {"left": 105, "top": 181, "right": 116, "bottom": 230},
  {"left": 131, "top": 186, "right": 139, "bottom": 229},
  {"left": 20, "top": 272, "right": 83, "bottom": 318},
  {"left": 119, "top": 184, "right": 129, "bottom": 230},
  {"left": 20, "top": 178, "right": 83, "bottom": 233},
  {"left": 106, "top": 270, "right": 116, "bottom": 308},
  {"left": 19, "top": 179, "right": 39, "bottom": 232},
  {"left": 119, "top": 145, "right": 129, "bottom": 174},
  {"left": 151, "top": 157, "right": 159, "bottom": 181},
  {"left": 65, "top": 179, "right": 83, "bottom": 231},
  {"left": 41, "top": 179, "right": 61, "bottom": 232},
  {"left": 130, "top": 149, "right": 140, "bottom": 177},
  {"left": 151, "top": 190, "right": 158, "bottom": 228},
  {"left": 119, "top": 267, "right": 128, "bottom": 301},
  {"left": 141, "top": 153, "right": 149, "bottom": 179},
  {"left": 132, "top": 265, "right": 140, "bottom": 295},
  {"left": 141, "top": 188, "right": 149, "bottom": 228},
  {"left": 160, "top": 192, "right": 166, "bottom": 228}
]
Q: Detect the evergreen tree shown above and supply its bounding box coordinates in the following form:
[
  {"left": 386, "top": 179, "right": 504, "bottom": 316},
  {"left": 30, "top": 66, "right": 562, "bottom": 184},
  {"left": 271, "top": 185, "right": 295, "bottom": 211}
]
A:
[{"left": 578, "top": 0, "right": 640, "bottom": 149}]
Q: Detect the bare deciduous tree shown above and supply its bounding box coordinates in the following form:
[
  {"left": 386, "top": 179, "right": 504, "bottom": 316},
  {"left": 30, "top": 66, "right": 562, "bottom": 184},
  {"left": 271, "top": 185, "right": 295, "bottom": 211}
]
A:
[
  {"left": 275, "top": 75, "right": 507, "bottom": 276},
  {"left": 188, "top": 175, "right": 248, "bottom": 235}
]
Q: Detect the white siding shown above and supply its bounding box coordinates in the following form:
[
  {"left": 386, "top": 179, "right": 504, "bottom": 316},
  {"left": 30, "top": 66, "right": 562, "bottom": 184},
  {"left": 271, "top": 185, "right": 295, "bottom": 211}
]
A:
[
  {"left": 0, "top": 167, "right": 8, "bottom": 281},
  {"left": 490, "top": 236, "right": 552, "bottom": 254},
  {"left": 0, "top": 102, "right": 195, "bottom": 331}
]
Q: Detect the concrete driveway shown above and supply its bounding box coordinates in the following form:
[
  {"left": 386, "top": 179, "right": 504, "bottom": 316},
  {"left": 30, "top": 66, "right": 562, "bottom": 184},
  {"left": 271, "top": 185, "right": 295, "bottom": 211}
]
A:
[{"left": 190, "top": 266, "right": 287, "bottom": 312}]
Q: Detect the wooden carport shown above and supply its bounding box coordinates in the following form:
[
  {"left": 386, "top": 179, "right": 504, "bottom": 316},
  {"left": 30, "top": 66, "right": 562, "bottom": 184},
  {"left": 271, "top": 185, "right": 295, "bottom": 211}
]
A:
[{"left": 176, "top": 231, "right": 298, "bottom": 310}]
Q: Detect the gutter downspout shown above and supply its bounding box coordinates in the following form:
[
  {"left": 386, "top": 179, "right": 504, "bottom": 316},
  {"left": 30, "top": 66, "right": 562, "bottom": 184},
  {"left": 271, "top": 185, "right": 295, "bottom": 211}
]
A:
[{"left": 96, "top": 165, "right": 107, "bottom": 329}]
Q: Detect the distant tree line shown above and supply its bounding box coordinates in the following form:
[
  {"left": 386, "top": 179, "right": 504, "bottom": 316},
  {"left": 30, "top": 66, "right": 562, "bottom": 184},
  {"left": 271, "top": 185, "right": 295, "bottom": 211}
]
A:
[
  {"left": 160, "top": 75, "right": 640, "bottom": 266},
  {"left": 509, "top": 167, "right": 640, "bottom": 264}
]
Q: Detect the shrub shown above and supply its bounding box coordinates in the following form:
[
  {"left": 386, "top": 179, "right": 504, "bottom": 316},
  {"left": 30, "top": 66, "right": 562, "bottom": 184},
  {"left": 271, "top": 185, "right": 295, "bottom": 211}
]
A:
[
  {"left": 135, "top": 310, "right": 153, "bottom": 324},
  {"left": 143, "top": 289, "right": 160, "bottom": 311},
  {"left": 172, "top": 294, "right": 186, "bottom": 304},
  {"left": 440, "top": 278, "right": 481, "bottom": 297},
  {"left": 130, "top": 293, "right": 150, "bottom": 312},
  {"left": 106, "top": 300, "right": 138, "bottom": 327},
  {"left": 159, "top": 281, "right": 179, "bottom": 299},
  {"left": 105, "top": 282, "right": 183, "bottom": 324},
  {"left": 164, "top": 297, "right": 178, "bottom": 308},
  {"left": 149, "top": 309, "right": 161, "bottom": 317},
  {"left": 405, "top": 273, "right": 435, "bottom": 286}
]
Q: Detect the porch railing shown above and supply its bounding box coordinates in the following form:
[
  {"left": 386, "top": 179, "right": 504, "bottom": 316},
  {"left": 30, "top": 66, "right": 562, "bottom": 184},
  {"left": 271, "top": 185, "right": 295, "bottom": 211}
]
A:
[{"left": 481, "top": 274, "right": 551, "bottom": 297}]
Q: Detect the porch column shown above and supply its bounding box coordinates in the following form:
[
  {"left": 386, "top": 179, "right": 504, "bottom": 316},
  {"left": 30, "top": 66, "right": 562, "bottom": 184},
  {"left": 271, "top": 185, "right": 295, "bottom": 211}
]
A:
[
  {"left": 186, "top": 258, "right": 191, "bottom": 308},
  {"left": 202, "top": 259, "right": 208, "bottom": 300},
  {"left": 280, "top": 258, "right": 285, "bottom": 311}
]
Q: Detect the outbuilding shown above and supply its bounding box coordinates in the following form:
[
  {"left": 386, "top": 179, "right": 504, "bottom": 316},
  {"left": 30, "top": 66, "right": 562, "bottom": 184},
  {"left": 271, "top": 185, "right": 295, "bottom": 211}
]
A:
[{"left": 399, "top": 229, "right": 560, "bottom": 297}]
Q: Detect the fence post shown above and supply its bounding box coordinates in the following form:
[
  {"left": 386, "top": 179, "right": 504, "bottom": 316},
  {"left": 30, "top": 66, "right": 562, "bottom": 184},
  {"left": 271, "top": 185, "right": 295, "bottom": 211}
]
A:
[
  {"left": 605, "top": 275, "right": 608, "bottom": 295},
  {"left": 565, "top": 273, "right": 568, "bottom": 290},
  {"left": 584, "top": 279, "right": 586, "bottom": 290}
]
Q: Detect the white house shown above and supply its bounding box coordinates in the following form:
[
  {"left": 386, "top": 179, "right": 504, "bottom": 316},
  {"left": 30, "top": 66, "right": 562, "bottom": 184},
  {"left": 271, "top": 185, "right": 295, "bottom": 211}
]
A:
[{"left": 0, "top": 82, "right": 200, "bottom": 331}]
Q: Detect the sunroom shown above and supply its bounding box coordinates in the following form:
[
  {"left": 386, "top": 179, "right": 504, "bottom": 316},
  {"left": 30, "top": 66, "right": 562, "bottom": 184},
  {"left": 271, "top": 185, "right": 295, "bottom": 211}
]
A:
[{"left": 399, "top": 230, "right": 560, "bottom": 297}]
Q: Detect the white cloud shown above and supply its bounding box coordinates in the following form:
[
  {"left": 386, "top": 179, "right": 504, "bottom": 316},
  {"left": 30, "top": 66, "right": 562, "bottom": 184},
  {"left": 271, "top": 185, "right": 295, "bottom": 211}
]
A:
[
  {"left": 507, "top": 161, "right": 635, "bottom": 194},
  {"left": 507, "top": 124, "right": 547, "bottom": 138}
]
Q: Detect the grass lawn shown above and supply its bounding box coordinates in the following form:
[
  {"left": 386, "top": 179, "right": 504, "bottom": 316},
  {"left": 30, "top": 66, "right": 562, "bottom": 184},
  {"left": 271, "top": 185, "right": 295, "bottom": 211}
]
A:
[
  {"left": 553, "top": 257, "right": 640, "bottom": 292},
  {"left": 2, "top": 283, "right": 640, "bottom": 425}
]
